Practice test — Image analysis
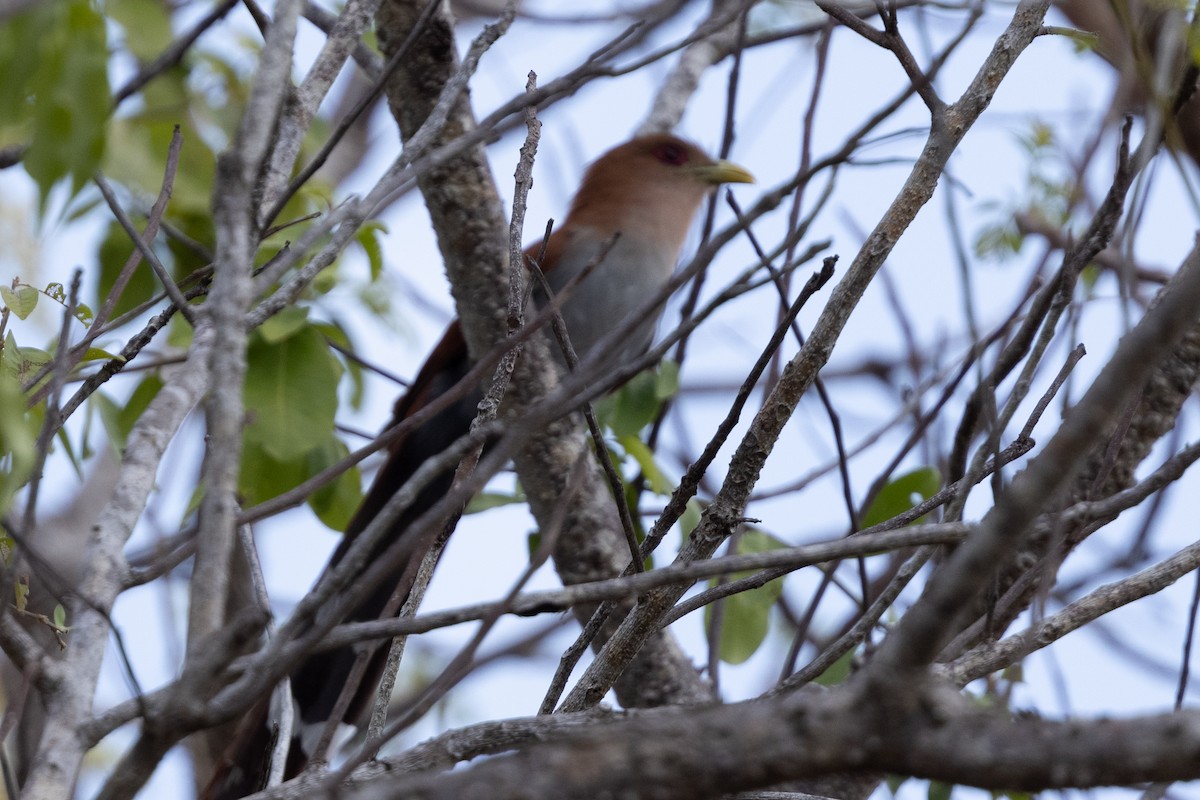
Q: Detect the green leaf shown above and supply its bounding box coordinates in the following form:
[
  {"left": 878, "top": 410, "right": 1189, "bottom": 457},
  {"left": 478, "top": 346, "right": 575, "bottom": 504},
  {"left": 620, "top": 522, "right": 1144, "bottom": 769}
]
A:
[
  {"left": 306, "top": 437, "right": 362, "bottom": 531},
  {"left": 860, "top": 466, "right": 941, "bottom": 529},
  {"left": 55, "top": 425, "right": 83, "bottom": 479},
  {"left": 21, "top": 0, "right": 110, "bottom": 210},
  {"left": 239, "top": 439, "right": 307, "bottom": 508},
  {"left": 257, "top": 306, "right": 310, "bottom": 344},
  {"left": 1079, "top": 263, "right": 1101, "bottom": 294},
  {"left": 619, "top": 474, "right": 649, "bottom": 568},
  {"left": 618, "top": 434, "right": 672, "bottom": 495},
  {"left": 466, "top": 491, "right": 524, "bottom": 514},
  {"left": 80, "top": 347, "right": 123, "bottom": 363},
  {"left": 121, "top": 373, "right": 164, "bottom": 432},
  {"left": 167, "top": 314, "right": 194, "bottom": 349},
  {"left": 18, "top": 347, "right": 51, "bottom": 371},
  {"left": 603, "top": 369, "right": 663, "bottom": 437},
  {"left": 52, "top": 603, "right": 66, "bottom": 630},
  {"left": 813, "top": 648, "right": 855, "bottom": 687},
  {"left": 1, "top": 332, "right": 52, "bottom": 386},
  {"left": 974, "top": 222, "right": 1024, "bottom": 261},
  {"left": 997, "top": 792, "right": 1032, "bottom": 800},
  {"left": 96, "top": 374, "right": 163, "bottom": 452},
  {"left": 1, "top": 284, "right": 38, "bottom": 319},
  {"left": 243, "top": 324, "right": 341, "bottom": 461},
  {"left": 13, "top": 575, "right": 28, "bottom": 612},
  {"left": 0, "top": 5, "right": 50, "bottom": 123},
  {"left": 526, "top": 529, "right": 541, "bottom": 559},
  {"left": 0, "top": 372, "right": 36, "bottom": 516},
  {"left": 314, "top": 320, "right": 364, "bottom": 410},
  {"left": 654, "top": 359, "right": 680, "bottom": 399},
  {"left": 1055, "top": 26, "right": 1099, "bottom": 54},
  {"left": 183, "top": 481, "right": 205, "bottom": 521},
  {"left": 928, "top": 781, "right": 954, "bottom": 800},
  {"left": 707, "top": 586, "right": 770, "bottom": 665},
  {"left": 93, "top": 393, "right": 121, "bottom": 450},
  {"left": 355, "top": 221, "right": 389, "bottom": 281},
  {"left": 105, "top": 119, "right": 216, "bottom": 218},
  {"left": 705, "top": 528, "right": 788, "bottom": 664},
  {"left": 97, "top": 221, "right": 159, "bottom": 319},
  {"left": 239, "top": 433, "right": 361, "bottom": 531},
  {"left": 679, "top": 498, "right": 703, "bottom": 538},
  {"left": 107, "top": 0, "right": 174, "bottom": 62}
]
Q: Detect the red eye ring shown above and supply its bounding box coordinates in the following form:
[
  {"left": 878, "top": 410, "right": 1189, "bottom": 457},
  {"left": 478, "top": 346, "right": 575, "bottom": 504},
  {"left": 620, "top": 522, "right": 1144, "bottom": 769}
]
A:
[{"left": 654, "top": 143, "right": 688, "bottom": 166}]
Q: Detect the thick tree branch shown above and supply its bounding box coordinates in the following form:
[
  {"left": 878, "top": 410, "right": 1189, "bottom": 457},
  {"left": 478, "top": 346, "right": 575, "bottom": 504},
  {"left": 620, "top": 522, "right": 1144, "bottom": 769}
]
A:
[
  {"left": 318, "top": 685, "right": 1200, "bottom": 799},
  {"left": 19, "top": 328, "right": 214, "bottom": 799}
]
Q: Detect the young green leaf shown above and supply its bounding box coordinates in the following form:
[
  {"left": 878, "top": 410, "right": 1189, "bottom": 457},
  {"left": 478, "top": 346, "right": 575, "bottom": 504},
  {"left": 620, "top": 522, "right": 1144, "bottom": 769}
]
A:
[
  {"left": 705, "top": 528, "right": 788, "bottom": 664},
  {"left": 314, "top": 320, "right": 366, "bottom": 410},
  {"left": 13, "top": 575, "right": 29, "bottom": 612},
  {"left": 239, "top": 440, "right": 308, "bottom": 509},
  {"left": 0, "top": 284, "right": 39, "bottom": 319},
  {"left": 928, "top": 781, "right": 954, "bottom": 800},
  {"left": 601, "top": 365, "right": 673, "bottom": 437},
  {"left": 355, "top": 221, "right": 389, "bottom": 282},
  {"left": 813, "top": 648, "right": 855, "bottom": 687},
  {"left": 466, "top": 491, "right": 525, "bottom": 514},
  {"left": 0, "top": 372, "right": 35, "bottom": 517},
  {"left": 860, "top": 466, "right": 941, "bottom": 529},
  {"left": 243, "top": 324, "right": 341, "bottom": 462},
  {"left": 80, "top": 347, "right": 124, "bottom": 363},
  {"left": 97, "top": 221, "right": 159, "bottom": 318},
  {"left": 96, "top": 374, "right": 164, "bottom": 452},
  {"left": 21, "top": 0, "right": 110, "bottom": 210},
  {"left": 306, "top": 437, "right": 363, "bottom": 531},
  {"left": 618, "top": 434, "right": 673, "bottom": 495},
  {"left": 257, "top": 306, "right": 311, "bottom": 345}
]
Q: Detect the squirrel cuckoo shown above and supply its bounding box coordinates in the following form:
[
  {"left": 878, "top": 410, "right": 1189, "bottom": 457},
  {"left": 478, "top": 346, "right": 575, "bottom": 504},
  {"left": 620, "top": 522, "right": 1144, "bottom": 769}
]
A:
[{"left": 206, "top": 134, "right": 752, "bottom": 797}]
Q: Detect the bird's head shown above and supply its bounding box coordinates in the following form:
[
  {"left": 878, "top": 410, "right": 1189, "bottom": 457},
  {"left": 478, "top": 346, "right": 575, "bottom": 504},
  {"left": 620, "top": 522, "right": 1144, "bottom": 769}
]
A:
[{"left": 564, "top": 134, "right": 754, "bottom": 256}]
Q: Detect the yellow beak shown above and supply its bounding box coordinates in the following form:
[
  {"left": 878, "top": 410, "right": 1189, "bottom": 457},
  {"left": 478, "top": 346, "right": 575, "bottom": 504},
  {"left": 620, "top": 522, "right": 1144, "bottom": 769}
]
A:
[{"left": 691, "top": 159, "right": 755, "bottom": 185}]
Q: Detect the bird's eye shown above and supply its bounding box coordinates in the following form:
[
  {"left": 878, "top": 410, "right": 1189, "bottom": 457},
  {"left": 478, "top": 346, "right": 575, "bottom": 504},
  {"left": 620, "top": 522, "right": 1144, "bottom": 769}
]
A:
[{"left": 654, "top": 143, "right": 688, "bottom": 166}]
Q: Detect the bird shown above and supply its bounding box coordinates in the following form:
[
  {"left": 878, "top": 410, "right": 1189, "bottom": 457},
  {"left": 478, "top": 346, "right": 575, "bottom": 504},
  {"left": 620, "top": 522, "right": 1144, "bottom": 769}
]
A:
[{"left": 205, "top": 133, "right": 753, "bottom": 798}]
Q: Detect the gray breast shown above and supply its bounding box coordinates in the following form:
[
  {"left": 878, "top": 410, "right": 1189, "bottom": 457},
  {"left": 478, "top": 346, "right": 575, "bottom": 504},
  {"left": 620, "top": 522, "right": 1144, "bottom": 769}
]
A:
[{"left": 538, "top": 230, "right": 677, "bottom": 377}]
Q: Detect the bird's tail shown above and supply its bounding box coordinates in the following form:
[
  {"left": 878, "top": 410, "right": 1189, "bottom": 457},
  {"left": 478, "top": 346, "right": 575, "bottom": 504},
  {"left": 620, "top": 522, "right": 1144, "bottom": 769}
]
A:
[{"left": 204, "top": 327, "right": 478, "bottom": 797}]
